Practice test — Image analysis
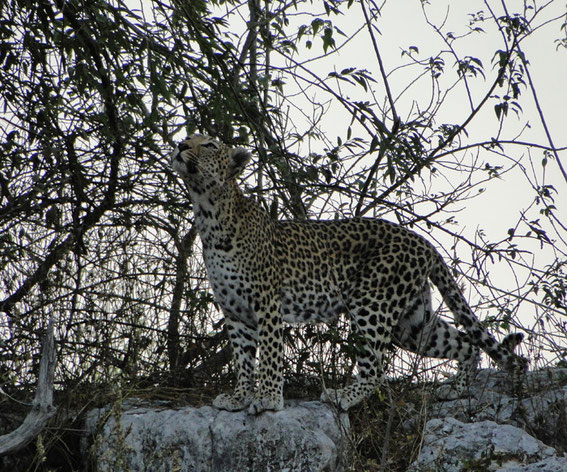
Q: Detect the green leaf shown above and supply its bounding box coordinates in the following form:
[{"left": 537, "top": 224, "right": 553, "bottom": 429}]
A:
[
  {"left": 370, "top": 135, "right": 379, "bottom": 153},
  {"left": 494, "top": 102, "right": 508, "bottom": 120},
  {"left": 322, "top": 28, "right": 335, "bottom": 53},
  {"left": 311, "top": 18, "right": 324, "bottom": 36}
]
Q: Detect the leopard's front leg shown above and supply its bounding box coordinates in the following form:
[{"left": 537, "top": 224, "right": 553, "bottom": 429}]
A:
[
  {"left": 213, "top": 319, "right": 257, "bottom": 411},
  {"left": 248, "top": 307, "right": 284, "bottom": 414}
]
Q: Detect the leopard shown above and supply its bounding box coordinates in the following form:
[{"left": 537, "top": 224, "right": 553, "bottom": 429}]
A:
[{"left": 170, "top": 134, "right": 527, "bottom": 414}]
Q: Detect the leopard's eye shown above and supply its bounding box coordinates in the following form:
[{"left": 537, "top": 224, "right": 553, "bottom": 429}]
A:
[{"left": 201, "top": 141, "right": 218, "bottom": 149}]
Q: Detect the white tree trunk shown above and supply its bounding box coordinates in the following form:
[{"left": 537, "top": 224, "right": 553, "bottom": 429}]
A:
[{"left": 0, "top": 317, "right": 56, "bottom": 455}]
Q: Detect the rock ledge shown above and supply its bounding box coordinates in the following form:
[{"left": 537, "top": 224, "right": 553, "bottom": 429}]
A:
[{"left": 84, "top": 400, "right": 349, "bottom": 472}]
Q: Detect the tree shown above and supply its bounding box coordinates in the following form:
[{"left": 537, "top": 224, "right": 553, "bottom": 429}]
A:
[{"left": 0, "top": 0, "right": 565, "bottom": 468}]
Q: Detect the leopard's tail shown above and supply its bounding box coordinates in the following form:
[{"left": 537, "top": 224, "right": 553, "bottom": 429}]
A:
[{"left": 429, "top": 252, "right": 528, "bottom": 373}]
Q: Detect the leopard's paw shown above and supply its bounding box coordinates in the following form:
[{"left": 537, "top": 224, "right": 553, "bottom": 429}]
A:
[
  {"left": 320, "top": 387, "right": 342, "bottom": 405},
  {"left": 320, "top": 387, "right": 357, "bottom": 410},
  {"left": 321, "top": 382, "right": 378, "bottom": 410},
  {"left": 435, "top": 382, "right": 463, "bottom": 401},
  {"left": 248, "top": 393, "right": 284, "bottom": 415},
  {"left": 212, "top": 393, "right": 253, "bottom": 411}
]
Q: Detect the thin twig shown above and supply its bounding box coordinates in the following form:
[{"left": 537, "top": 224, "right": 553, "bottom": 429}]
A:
[
  {"left": 360, "top": 0, "right": 399, "bottom": 123},
  {"left": 498, "top": 0, "right": 567, "bottom": 185}
]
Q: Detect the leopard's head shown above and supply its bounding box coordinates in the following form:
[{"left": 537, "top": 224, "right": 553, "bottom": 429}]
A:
[{"left": 171, "top": 135, "right": 251, "bottom": 196}]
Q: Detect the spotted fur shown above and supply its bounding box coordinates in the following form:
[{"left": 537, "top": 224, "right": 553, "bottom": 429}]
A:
[{"left": 170, "top": 135, "right": 527, "bottom": 413}]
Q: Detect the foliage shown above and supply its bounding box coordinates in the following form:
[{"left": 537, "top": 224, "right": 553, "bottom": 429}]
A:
[{"left": 0, "top": 0, "right": 566, "bottom": 468}]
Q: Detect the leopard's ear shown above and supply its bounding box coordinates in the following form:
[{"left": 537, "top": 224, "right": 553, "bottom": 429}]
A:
[{"left": 226, "top": 147, "right": 252, "bottom": 180}]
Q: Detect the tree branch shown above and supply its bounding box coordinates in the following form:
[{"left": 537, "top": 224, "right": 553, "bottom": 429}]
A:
[
  {"left": 499, "top": 2, "right": 567, "bottom": 185},
  {"left": 0, "top": 3, "right": 124, "bottom": 317},
  {"left": 360, "top": 0, "right": 399, "bottom": 123},
  {"left": 358, "top": 39, "right": 517, "bottom": 217},
  {"left": 0, "top": 318, "right": 56, "bottom": 455}
]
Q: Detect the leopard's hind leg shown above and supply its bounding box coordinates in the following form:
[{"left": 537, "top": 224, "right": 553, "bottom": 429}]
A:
[{"left": 392, "top": 286, "right": 481, "bottom": 399}]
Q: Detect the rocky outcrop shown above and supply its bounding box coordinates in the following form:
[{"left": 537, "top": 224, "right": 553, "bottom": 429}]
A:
[
  {"left": 408, "top": 417, "right": 567, "bottom": 472},
  {"left": 409, "top": 368, "right": 567, "bottom": 471},
  {"left": 429, "top": 368, "right": 567, "bottom": 433},
  {"left": 84, "top": 400, "right": 349, "bottom": 472},
  {"left": 83, "top": 369, "right": 567, "bottom": 471}
]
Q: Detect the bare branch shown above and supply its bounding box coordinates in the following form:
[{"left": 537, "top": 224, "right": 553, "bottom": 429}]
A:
[{"left": 0, "top": 318, "right": 56, "bottom": 455}]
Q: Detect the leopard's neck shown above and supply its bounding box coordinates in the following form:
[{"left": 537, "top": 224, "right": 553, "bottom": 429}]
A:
[{"left": 191, "top": 181, "right": 268, "bottom": 253}]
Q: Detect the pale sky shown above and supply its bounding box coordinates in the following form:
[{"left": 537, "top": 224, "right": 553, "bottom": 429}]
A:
[
  {"left": 230, "top": 0, "right": 567, "bottom": 359},
  {"left": 168, "top": 0, "right": 565, "bottom": 361}
]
